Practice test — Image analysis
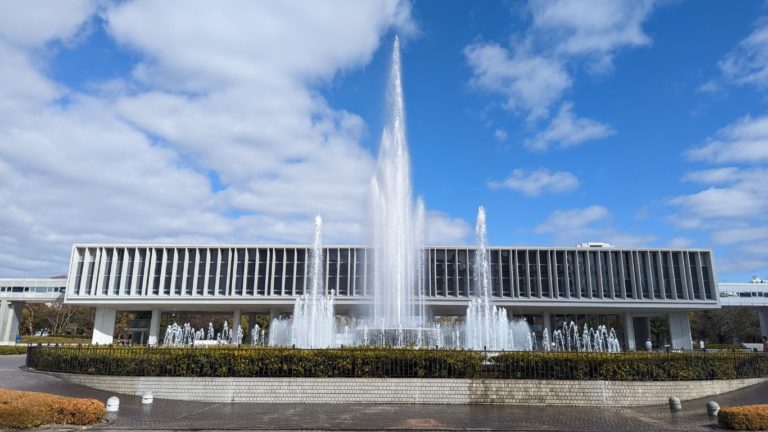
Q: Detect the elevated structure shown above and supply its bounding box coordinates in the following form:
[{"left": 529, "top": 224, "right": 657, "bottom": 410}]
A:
[
  {"left": 63, "top": 244, "right": 719, "bottom": 349},
  {"left": 0, "top": 278, "right": 66, "bottom": 345},
  {"left": 719, "top": 281, "right": 768, "bottom": 337}
]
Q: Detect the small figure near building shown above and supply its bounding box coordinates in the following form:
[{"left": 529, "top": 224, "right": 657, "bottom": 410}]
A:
[{"left": 645, "top": 338, "right": 653, "bottom": 351}]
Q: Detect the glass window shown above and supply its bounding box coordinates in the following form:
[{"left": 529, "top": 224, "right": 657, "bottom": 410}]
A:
[
  {"left": 257, "top": 248, "right": 268, "bottom": 295},
  {"left": 337, "top": 249, "right": 349, "bottom": 296},
  {"left": 135, "top": 249, "right": 146, "bottom": 296},
  {"left": 672, "top": 252, "right": 684, "bottom": 298},
  {"left": 207, "top": 249, "right": 218, "bottom": 295},
  {"left": 599, "top": 252, "right": 610, "bottom": 298},
  {"left": 701, "top": 253, "right": 713, "bottom": 300},
  {"left": 174, "top": 249, "right": 185, "bottom": 295},
  {"left": 588, "top": 251, "right": 599, "bottom": 297},
  {"left": 152, "top": 249, "right": 163, "bottom": 295},
  {"left": 689, "top": 253, "right": 701, "bottom": 300},
  {"left": 102, "top": 249, "right": 113, "bottom": 295},
  {"left": 196, "top": 249, "right": 207, "bottom": 296},
  {"left": 517, "top": 251, "right": 528, "bottom": 297},
  {"left": 539, "top": 251, "right": 550, "bottom": 298},
  {"left": 457, "top": 249, "right": 468, "bottom": 297},
  {"left": 577, "top": 251, "right": 588, "bottom": 297},
  {"left": 245, "top": 249, "right": 256, "bottom": 296},
  {"left": 500, "top": 250, "right": 511, "bottom": 297},
  {"left": 623, "top": 252, "right": 634, "bottom": 298},
  {"left": 185, "top": 249, "right": 195, "bottom": 295},
  {"left": 272, "top": 249, "right": 284, "bottom": 295},
  {"left": 113, "top": 249, "right": 124, "bottom": 295},
  {"left": 435, "top": 249, "right": 446, "bottom": 296},
  {"left": 566, "top": 251, "right": 577, "bottom": 297},
  {"left": 651, "top": 252, "right": 662, "bottom": 299},
  {"left": 218, "top": 249, "right": 229, "bottom": 296}
]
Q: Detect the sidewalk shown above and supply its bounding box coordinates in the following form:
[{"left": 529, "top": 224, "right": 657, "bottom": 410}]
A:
[{"left": 2, "top": 355, "right": 767, "bottom": 431}]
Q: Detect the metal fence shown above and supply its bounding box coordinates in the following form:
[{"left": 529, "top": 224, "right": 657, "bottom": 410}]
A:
[{"left": 25, "top": 345, "right": 768, "bottom": 381}]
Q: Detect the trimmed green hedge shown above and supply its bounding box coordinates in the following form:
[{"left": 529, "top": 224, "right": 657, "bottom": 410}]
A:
[
  {"left": 25, "top": 346, "right": 768, "bottom": 381},
  {"left": 0, "top": 346, "right": 27, "bottom": 355},
  {"left": 488, "top": 351, "right": 768, "bottom": 380},
  {"left": 27, "top": 346, "right": 483, "bottom": 378}
]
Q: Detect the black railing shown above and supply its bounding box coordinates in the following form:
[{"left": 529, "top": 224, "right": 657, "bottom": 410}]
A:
[{"left": 25, "top": 346, "right": 768, "bottom": 381}]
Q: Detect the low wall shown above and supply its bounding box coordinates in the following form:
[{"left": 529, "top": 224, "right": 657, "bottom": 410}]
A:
[{"left": 47, "top": 372, "right": 767, "bottom": 406}]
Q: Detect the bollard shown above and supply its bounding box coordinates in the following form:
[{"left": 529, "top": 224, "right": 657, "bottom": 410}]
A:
[
  {"left": 706, "top": 401, "right": 720, "bottom": 416},
  {"left": 669, "top": 396, "right": 681, "bottom": 411},
  {"left": 106, "top": 396, "right": 120, "bottom": 412},
  {"left": 142, "top": 391, "right": 154, "bottom": 405}
]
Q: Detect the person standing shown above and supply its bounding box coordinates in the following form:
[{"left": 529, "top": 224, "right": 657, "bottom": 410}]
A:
[{"left": 763, "top": 336, "right": 768, "bottom": 352}]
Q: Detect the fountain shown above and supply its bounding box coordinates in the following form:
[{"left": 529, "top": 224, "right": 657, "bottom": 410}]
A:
[
  {"left": 260, "top": 38, "right": 622, "bottom": 352},
  {"left": 269, "top": 215, "right": 336, "bottom": 348}
]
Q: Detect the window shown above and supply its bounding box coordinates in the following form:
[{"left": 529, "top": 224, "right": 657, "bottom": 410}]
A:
[
  {"left": 218, "top": 249, "right": 230, "bottom": 295},
  {"left": 113, "top": 249, "right": 124, "bottom": 295},
  {"left": 197, "top": 249, "right": 207, "bottom": 296},
  {"left": 337, "top": 249, "right": 349, "bottom": 296},
  {"left": 566, "top": 251, "right": 577, "bottom": 297},
  {"left": 435, "top": 249, "right": 445, "bottom": 296},
  {"left": 272, "top": 249, "right": 283, "bottom": 295},
  {"left": 554, "top": 251, "right": 565, "bottom": 297},
  {"left": 102, "top": 249, "right": 113, "bottom": 295},
  {"left": 174, "top": 249, "right": 185, "bottom": 295},
  {"left": 651, "top": 253, "right": 662, "bottom": 299},
  {"left": 152, "top": 249, "right": 163, "bottom": 295},
  {"left": 539, "top": 251, "right": 550, "bottom": 298},
  {"left": 135, "top": 249, "right": 146, "bottom": 295},
  {"left": 517, "top": 251, "right": 528, "bottom": 297},
  {"left": 577, "top": 251, "right": 588, "bottom": 298},
  {"left": 257, "top": 249, "right": 268, "bottom": 295},
  {"left": 689, "top": 253, "right": 701, "bottom": 300},
  {"left": 457, "top": 249, "right": 469, "bottom": 297},
  {"left": 124, "top": 249, "right": 134, "bottom": 295},
  {"left": 661, "top": 252, "right": 672, "bottom": 299},
  {"left": 234, "top": 249, "right": 245, "bottom": 296},
  {"left": 672, "top": 252, "right": 684, "bottom": 298},
  {"left": 185, "top": 249, "right": 196, "bottom": 295},
  {"left": 246, "top": 249, "right": 256, "bottom": 296},
  {"left": 623, "top": 252, "right": 634, "bottom": 298},
  {"left": 207, "top": 249, "right": 218, "bottom": 295},
  {"left": 500, "top": 250, "right": 511, "bottom": 297}
]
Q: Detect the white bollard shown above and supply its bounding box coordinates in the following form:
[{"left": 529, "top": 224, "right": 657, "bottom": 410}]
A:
[
  {"left": 142, "top": 391, "right": 154, "bottom": 405},
  {"left": 707, "top": 401, "right": 720, "bottom": 416},
  {"left": 669, "top": 396, "right": 681, "bottom": 411},
  {"left": 106, "top": 396, "right": 120, "bottom": 412}
]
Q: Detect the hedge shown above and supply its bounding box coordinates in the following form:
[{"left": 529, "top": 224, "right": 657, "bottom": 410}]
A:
[
  {"left": 488, "top": 351, "right": 768, "bottom": 380},
  {"left": 0, "top": 346, "right": 27, "bottom": 355},
  {"left": 26, "top": 346, "right": 768, "bottom": 381},
  {"left": 718, "top": 405, "right": 768, "bottom": 430},
  {"left": 0, "top": 388, "right": 104, "bottom": 429},
  {"left": 27, "top": 346, "right": 483, "bottom": 378}
]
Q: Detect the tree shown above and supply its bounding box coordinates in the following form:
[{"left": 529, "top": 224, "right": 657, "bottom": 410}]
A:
[{"left": 691, "top": 308, "right": 761, "bottom": 344}]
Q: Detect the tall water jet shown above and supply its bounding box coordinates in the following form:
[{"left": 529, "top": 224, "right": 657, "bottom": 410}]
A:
[
  {"left": 270, "top": 215, "right": 335, "bottom": 348},
  {"left": 370, "top": 36, "right": 424, "bottom": 329},
  {"left": 465, "top": 206, "right": 531, "bottom": 350}
]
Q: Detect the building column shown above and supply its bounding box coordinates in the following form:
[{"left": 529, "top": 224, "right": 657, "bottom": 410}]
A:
[
  {"left": 91, "top": 307, "right": 116, "bottom": 345},
  {"left": 542, "top": 312, "right": 552, "bottom": 335},
  {"left": 0, "top": 300, "right": 23, "bottom": 345},
  {"left": 668, "top": 311, "right": 693, "bottom": 350},
  {"left": 147, "top": 308, "right": 161, "bottom": 346},
  {"left": 232, "top": 309, "right": 241, "bottom": 344},
  {"left": 623, "top": 312, "right": 636, "bottom": 351},
  {"left": 757, "top": 307, "right": 768, "bottom": 338}
]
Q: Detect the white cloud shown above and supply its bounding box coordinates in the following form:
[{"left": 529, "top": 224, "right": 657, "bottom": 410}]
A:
[
  {"left": 718, "top": 20, "right": 768, "bottom": 89},
  {"left": 0, "top": 0, "right": 450, "bottom": 277},
  {"left": 687, "top": 114, "right": 768, "bottom": 164},
  {"left": 493, "top": 128, "right": 508, "bottom": 142},
  {"left": 425, "top": 211, "right": 471, "bottom": 246},
  {"left": 464, "top": 0, "right": 656, "bottom": 133},
  {"left": 465, "top": 43, "right": 571, "bottom": 120},
  {"left": 535, "top": 205, "right": 654, "bottom": 247},
  {"left": 489, "top": 168, "right": 579, "bottom": 196},
  {"left": 529, "top": 0, "right": 654, "bottom": 67},
  {"left": 0, "top": 0, "right": 97, "bottom": 48},
  {"left": 535, "top": 205, "right": 609, "bottom": 233},
  {"left": 667, "top": 237, "right": 693, "bottom": 248},
  {"left": 524, "top": 102, "right": 614, "bottom": 150}
]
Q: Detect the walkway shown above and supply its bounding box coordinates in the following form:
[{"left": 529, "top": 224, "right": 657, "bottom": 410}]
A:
[{"left": 2, "top": 355, "right": 767, "bottom": 431}]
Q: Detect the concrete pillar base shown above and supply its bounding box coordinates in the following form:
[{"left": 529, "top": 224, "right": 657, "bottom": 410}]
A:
[
  {"left": 623, "top": 312, "right": 636, "bottom": 351},
  {"left": 668, "top": 312, "right": 693, "bottom": 350},
  {"left": 0, "top": 300, "right": 23, "bottom": 344},
  {"left": 148, "top": 308, "right": 161, "bottom": 346},
  {"left": 92, "top": 307, "right": 117, "bottom": 345}
]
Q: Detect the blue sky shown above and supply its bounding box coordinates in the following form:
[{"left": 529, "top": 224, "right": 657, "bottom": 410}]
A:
[{"left": 0, "top": 1, "right": 767, "bottom": 281}]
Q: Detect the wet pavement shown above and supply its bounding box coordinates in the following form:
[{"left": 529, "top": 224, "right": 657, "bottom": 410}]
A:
[{"left": 2, "top": 354, "right": 767, "bottom": 431}]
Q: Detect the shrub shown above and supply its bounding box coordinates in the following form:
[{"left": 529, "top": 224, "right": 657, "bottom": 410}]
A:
[
  {"left": 0, "top": 388, "right": 104, "bottom": 429},
  {"left": 25, "top": 346, "right": 768, "bottom": 381},
  {"left": 0, "top": 346, "right": 27, "bottom": 355},
  {"left": 718, "top": 405, "right": 768, "bottom": 430},
  {"left": 22, "top": 335, "right": 90, "bottom": 345}
]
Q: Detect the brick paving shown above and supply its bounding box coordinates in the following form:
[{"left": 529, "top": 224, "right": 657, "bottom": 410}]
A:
[{"left": 2, "top": 354, "right": 767, "bottom": 431}]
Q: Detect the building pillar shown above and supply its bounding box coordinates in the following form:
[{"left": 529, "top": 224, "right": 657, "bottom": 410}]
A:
[
  {"left": 269, "top": 309, "right": 280, "bottom": 321},
  {"left": 757, "top": 307, "right": 768, "bottom": 338},
  {"left": 232, "top": 309, "right": 241, "bottom": 344},
  {"left": 633, "top": 317, "right": 651, "bottom": 349},
  {"left": 542, "top": 312, "right": 552, "bottom": 335},
  {"left": 623, "top": 312, "right": 636, "bottom": 351},
  {"left": 91, "top": 307, "right": 116, "bottom": 345},
  {"left": 147, "top": 308, "right": 161, "bottom": 346},
  {"left": 668, "top": 311, "right": 693, "bottom": 350},
  {"left": 0, "top": 300, "right": 23, "bottom": 345}
]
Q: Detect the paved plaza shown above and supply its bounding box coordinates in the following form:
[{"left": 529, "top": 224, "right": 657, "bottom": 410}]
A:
[{"left": 2, "top": 354, "right": 767, "bottom": 431}]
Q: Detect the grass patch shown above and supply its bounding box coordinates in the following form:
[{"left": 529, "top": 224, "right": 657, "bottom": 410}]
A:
[
  {"left": 0, "top": 346, "right": 27, "bottom": 355},
  {"left": 718, "top": 405, "right": 768, "bottom": 430},
  {"left": 0, "top": 388, "right": 104, "bottom": 429}
]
